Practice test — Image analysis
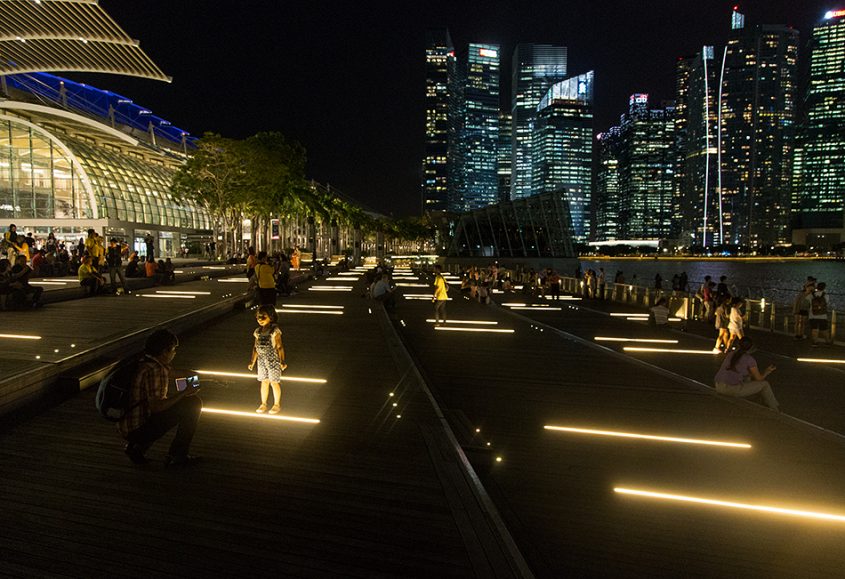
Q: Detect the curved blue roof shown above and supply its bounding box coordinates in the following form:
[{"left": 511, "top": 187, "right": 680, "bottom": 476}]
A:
[{"left": 3, "top": 72, "right": 196, "bottom": 147}]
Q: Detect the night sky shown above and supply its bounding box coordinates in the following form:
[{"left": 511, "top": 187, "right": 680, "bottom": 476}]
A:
[{"left": 88, "top": 1, "right": 834, "bottom": 216}]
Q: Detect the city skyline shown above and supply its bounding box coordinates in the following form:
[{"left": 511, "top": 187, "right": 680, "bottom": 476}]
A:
[{"left": 92, "top": 1, "right": 833, "bottom": 216}]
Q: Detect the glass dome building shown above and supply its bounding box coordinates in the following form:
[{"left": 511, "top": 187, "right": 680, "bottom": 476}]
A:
[{"left": 0, "top": 72, "right": 212, "bottom": 257}]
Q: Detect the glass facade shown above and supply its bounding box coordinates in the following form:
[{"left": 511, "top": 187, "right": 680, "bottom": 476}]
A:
[
  {"left": 720, "top": 15, "right": 798, "bottom": 247},
  {"left": 616, "top": 95, "right": 675, "bottom": 240},
  {"left": 510, "top": 44, "right": 568, "bottom": 200},
  {"left": 497, "top": 111, "right": 512, "bottom": 203},
  {"left": 448, "top": 43, "right": 500, "bottom": 212},
  {"left": 677, "top": 47, "right": 720, "bottom": 247},
  {"left": 793, "top": 12, "right": 845, "bottom": 234},
  {"left": 532, "top": 71, "right": 594, "bottom": 243},
  {"left": 0, "top": 116, "right": 93, "bottom": 220},
  {"left": 422, "top": 29, "right": 453, "bottom": 214},
  {"left": 0, "top": 113, "right": 210, "bottom": 232},
  {"left": 595, "top": 127, "right": 621, "bottom": 241},
  {"left": 447, "top": 190, "right": 575, "bottom": 258}
]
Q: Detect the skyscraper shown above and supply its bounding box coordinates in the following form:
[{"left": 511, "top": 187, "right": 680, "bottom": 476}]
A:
[
  {"left": 422, "top": 29, "right": 453, "bottom": 214},
  {"left": 616, "top": 94, "right": 675, "bottom": 240},
  {"left": 719, "top": 11, "right": 798, "bottom": 247},
  {"left": 792, "top": 9, "right": 845, "bottom": 247},
  {"left": 532, "top": 71, "right": 594, "bottom": 242},
  {"left": 448, "top": 43, "right": 500, "bottom": 212},
  {"left": 510, "top": 44, "right": 568, "bottom": 200},
  {"left": 498, "top": 111, "right": 512, "bottom": 203},
  {"left": 595, "top": 126, "right": 622, "bottom": 242},
  {"left": 676, "top": 47, "right": 720, "bottom": 247}
]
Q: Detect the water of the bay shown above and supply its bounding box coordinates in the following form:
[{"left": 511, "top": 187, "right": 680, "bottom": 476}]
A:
[{"left": 578, "top": 259, "right": 845, "bottom": 311}]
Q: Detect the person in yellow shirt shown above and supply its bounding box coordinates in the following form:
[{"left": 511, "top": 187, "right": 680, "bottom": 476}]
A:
[
  {"left": 78, "top": 255, "right": 105, "bottom": 296},
  {"left": 433, "top": 264, "right": 449, "bottom": 326},
  {"left": 84, "top": 229, "right": 105, "bottom": 268}
]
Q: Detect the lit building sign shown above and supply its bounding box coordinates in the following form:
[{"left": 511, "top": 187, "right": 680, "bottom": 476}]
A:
[
  {"left": 825, "top": 9, "right": 845, "bottom": 18},
  {"left": 629, "top": 93, "right": 649, "bottom": 106},
  {"left": 479, "top": 48, "right": 498, "bottom": 58}
]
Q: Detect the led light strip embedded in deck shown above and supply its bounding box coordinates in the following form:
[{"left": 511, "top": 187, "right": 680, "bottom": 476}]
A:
[
  {"left": 278, "top": 309, "right": 344, "bottom": 315},
  {"left": 141, "top": 294, "right": 196, "bottom": 299},
  {"left": 0, "top": 333, "right": 42, "bottom": 340},
  {"left": 624, "top": 347, "right": 718, "bottom": 355},
  {"left": 425, "top": 319, "right": 499, "bottom": 325},
  {"left": 156, "top": 290, "right": 212, "bottom": 295},
  {"left": 614, "top": 487, "right": 845, "bottom": 523},
  {"left": 594, "top": 337, "right": 679, "bottom": 344},
  {"left": 544, "top": 425, "right": 750, "bottom": 448},
  {"left": 202, "top": 407, "right": 320, "bottom": 424},
  {"left": 797, "top": 358, "right": 845, "bottom": 365},
  {"left": 193, "top": 370, "right": 327, "bottom": 383},
  {"left": 511, "top": 306, "right": 561, "bottom": 311},
  {"left": 279, "top": 304, "right": 344, "bottom": 309},
  {"left": 434, "top": 326, "right": 515, "bottom": 334}
]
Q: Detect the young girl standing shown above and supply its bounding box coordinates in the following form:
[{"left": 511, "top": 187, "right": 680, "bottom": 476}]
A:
[{"left": 248, "top": 305, "right": 287, "bottom": 414}]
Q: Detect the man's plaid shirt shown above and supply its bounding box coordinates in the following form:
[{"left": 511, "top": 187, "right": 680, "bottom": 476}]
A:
[{"left": 118, "top": 355, "right": 170, "bottom": 437}]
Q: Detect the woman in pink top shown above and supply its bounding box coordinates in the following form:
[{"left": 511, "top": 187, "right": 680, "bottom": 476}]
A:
[{"left": 714, "top": 336, "right": 779, "bottom": 411}]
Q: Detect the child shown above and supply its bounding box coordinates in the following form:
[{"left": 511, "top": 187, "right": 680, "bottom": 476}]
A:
[{"left": 247, "top": 305, "right": 287, "bottom": 414}]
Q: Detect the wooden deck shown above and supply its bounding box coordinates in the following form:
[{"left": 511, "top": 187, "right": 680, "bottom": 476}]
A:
[
  {"left": 0, "top": 272, "right": 490, "bottom": 577},
  {"left": 6, "top": 268, "right": 845, "bottom": 576},
  {"left": 393, "top": 280, "right": 845, "bottom": 577}
]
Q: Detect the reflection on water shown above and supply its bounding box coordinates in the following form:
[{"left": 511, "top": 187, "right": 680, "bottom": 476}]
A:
[{"left": 578, "top": 259, "right": 845, "bottom": 310}]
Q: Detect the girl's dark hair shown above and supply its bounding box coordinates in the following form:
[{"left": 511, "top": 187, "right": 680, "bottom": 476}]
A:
[
  {"left": 255, "top": 304, "right": 278, "bottom": 324},
  {"left": 727, "top": 336, "right": 753, "bottom": 372}
]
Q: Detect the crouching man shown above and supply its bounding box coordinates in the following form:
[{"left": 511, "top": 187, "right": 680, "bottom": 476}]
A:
[{"left": 119, "top": 329, "right": 203, "bottom": 467}]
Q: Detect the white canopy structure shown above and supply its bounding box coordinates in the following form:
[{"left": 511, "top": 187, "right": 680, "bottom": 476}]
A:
[{"left": 0, "top": 0, "right": 170, "bottom": 81}]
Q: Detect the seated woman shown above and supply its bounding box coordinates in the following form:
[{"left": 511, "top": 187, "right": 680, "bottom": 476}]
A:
[
  {"left": 125, "top": 253, "right": 142, "bottom": 278},
  {"left": 649, "top": 297, "right": 670, "bottom": 326},
  {"left": 713, "top": 336, "right": 779, "bottom": 411}
]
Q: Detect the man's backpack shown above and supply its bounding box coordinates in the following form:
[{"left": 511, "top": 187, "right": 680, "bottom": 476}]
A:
[
  {"left": 95, "top": 358, "right": 140, "bottom": 421},
  {"left": 811, "top": 293, "right": 827, "bottom": 316}
]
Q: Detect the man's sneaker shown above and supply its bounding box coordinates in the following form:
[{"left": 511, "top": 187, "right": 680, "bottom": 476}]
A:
[
  {"left": 124, "top": 443, "right": 148, "bottom": 465},
  {"left": 164, "top": 454, "right": 202, "bottom": 468}
]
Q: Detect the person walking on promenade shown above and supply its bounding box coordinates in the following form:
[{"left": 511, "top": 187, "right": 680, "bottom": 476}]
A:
[
  {"left": 654, "top": 273, "right": 663, "bottom": 292},
  {"left": 793, "top": 282, "right": 814, "bottom": 340},
  {"left": 713, "top": 295, "right": 731, "bottom": 353},
  {"left": 809, "top": 282, "right": 831, "bottom": 348},
  {"left": 248, "top": 305, "right": 287, "bottom": 414},
  {"left": 121, "top": 329, "right": 203, "bottom": 466},
  {"left": 548, "top": 269, "right": 561, "bottom": 301},
  {"left": 291, "top": 246, "right": 301, "bottom": 270},
  {"left": 106, "top": 238, "right": 128, "bottom": 294},
  {"left": 432, "top": 264, "right": 449, "bottom": 326},
  {"left": 714, "top": 336, "right": 779, "bottom": 411},
  {"left": 726, "top": 296, "right": 745, "bottom": 351},
  {"left": 254, "top": 251, "right": 277, "bottom": 306}
]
